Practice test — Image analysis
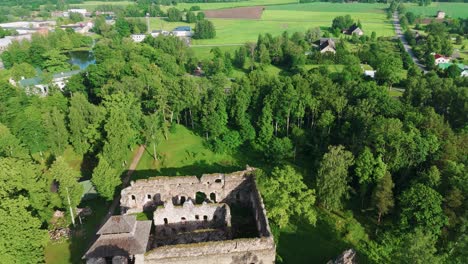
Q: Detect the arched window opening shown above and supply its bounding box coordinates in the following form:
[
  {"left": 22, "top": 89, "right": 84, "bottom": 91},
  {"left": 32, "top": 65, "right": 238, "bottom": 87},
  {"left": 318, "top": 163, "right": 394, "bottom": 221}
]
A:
[
  {"left": 147, "top": 194, "right": 151, "bottom": 199},
  {"left": 180, "top": 196, "right": 186, "bottom": 204},
  {"left": 210, "top": 193, "right": 216, "bottom": 202},
  {"left": 203, "top": 215, "right": 208, "bottom": 221},
  {"left": 131, "top": 195, "right": 136, "bottom": 201},
  {"left": 196, "top": 192, "right": 207, "bottom": 204},
  {"left": 164, "top": 218, "right": 168, "bottom": 225},
  {"left": 215, "top": 179, "right": 222, "bottom": 183},
  {"left": 181, "top": 217, "right": 186, "bottom": 221},
  {"left": 195, "top": 215, "right": 200, "bottom": 220}
]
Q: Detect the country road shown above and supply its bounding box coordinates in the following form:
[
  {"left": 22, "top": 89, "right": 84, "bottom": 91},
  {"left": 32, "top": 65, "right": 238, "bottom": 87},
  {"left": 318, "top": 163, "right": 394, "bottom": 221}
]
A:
[{"left": 393, "top": 11, "right": 428, "bottom": 73}]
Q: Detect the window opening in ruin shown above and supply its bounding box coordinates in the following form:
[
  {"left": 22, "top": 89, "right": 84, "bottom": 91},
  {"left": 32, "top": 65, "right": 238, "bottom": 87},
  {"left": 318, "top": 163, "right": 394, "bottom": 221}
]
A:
[
  {"left": 131, "top": 195, "right": 136, "bottom": 201},
  {"left": 196, "top": 192, "right": 207, "bottom": 204},
  {"left": 195, "top": 215, "right": 199, "bottom": 220},
  {"left": 215, "top": 179, "right": 222, "bottom": 183},
  {"left": 181, "top": 217, "right": 186, "bottom": 221},
  {"left": 164, "top": 218, "right": 168, "bottom": 225},
  {"left": 147, "top": 194, "right": 151, "bottom": 199},
  {"left": 203, "top": 215, "right": 208, "bottom": 221},
  {"left": 210, "top": 193, "right": 216, "bottom": 202},
  {"left": 180, "top": 196, "right": 186, "bottom": 204}
]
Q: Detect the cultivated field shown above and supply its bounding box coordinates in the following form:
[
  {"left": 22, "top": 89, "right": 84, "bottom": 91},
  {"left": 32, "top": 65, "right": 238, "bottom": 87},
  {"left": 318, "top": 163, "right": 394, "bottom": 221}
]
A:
[
  {"left": 69, "top": 1, "right": 133, "bottom": 11},
  {"left": 151, "top": 3, "right": 394, "bottom": 46},
  {"left": 204, "top": 6, "right": 265, "bottom": 19},
  {"left": 405, "top": 2, "right": 468, "bottom": 19}
]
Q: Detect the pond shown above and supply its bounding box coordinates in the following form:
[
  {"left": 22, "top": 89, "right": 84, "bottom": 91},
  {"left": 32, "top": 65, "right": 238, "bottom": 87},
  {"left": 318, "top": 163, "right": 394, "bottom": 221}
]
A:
[{"left": 69, "top": 50, "right": 96, "bottom": 70}]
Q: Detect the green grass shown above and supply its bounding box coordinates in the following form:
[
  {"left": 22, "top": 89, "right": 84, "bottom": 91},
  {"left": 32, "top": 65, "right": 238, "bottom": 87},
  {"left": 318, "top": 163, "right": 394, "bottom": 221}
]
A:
[
  {"left": 162, "top": 0, "right": 295, "bottom": 11},
  {"left": 150, "top": 3, "right": 393, "bottom": 47},
  {"left": 45, "top": 241, "right": 71, "bottom": 264},
  {"left": 190, "top": 45, "right": 241, "bottom": 59},
  {"left": 133, "top": 124, "right": 241, "bottom": 179},
  {"left": 70, "top": 1, "right": 134, "bottom": 11},
  {"left": 405, "top": 2, "right": 468, "bottom": 19}
]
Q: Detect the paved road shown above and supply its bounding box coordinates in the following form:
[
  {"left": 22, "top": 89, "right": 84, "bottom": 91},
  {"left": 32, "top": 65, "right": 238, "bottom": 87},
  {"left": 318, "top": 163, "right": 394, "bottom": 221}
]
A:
[{"left": 393, "top": 12, "right": 427, "bottom": 73}]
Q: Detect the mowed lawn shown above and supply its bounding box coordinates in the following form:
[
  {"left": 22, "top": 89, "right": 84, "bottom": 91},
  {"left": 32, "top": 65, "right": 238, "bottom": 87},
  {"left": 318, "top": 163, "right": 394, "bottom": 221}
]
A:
[
  {"left": 133, "top": 124, "right": 241, "bottom": 179},
  {"left": 405, "top": 2, "right": 468, "bottom": 19}
]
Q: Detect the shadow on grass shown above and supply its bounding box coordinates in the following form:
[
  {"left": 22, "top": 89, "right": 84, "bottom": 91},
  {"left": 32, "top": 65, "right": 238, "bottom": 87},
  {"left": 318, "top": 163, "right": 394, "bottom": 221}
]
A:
[
  {"left": 277, "top": 217, "right": 350, "bottom": 264},
  {"left": 68, "top": 198, "right": 111, "bottom": 264},
  {"left": 131, "top": 160, "right": 244, "bottom": 180}
]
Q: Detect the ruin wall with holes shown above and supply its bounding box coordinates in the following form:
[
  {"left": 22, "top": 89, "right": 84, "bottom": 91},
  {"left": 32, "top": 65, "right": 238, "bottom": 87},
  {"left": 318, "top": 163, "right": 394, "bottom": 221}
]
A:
[{"left": 121, "top": 167, "right": 276, "bottom": 264}]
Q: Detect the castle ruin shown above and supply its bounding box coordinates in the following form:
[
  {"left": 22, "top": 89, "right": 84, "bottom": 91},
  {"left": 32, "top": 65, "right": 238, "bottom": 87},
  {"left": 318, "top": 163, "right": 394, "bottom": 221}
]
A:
[{"left": 84, "top": 167, "right": 276, "bottom": 264}]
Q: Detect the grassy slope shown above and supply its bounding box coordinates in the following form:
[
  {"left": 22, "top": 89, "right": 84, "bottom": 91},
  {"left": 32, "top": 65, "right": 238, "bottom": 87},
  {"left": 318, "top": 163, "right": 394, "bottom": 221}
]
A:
[{"left": 405, "top": 2, "right": 468, "bottom": 19}]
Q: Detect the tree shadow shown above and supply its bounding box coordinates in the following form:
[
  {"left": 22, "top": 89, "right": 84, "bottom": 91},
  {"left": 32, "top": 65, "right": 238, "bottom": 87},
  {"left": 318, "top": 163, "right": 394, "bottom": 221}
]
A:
[
  {"left": 277, "top": 216, "right": 350, "bottom": 264},
  {"left": 131, "top": 160, "right": 244, "bottom": 180}
]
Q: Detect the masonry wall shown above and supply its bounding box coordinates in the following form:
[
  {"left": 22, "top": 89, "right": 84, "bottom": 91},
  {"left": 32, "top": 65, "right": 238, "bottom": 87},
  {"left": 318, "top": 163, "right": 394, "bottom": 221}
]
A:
[
  {"left": 144, "top": 238, "right": 276, "bottom": 264},
  {"left": 120, "top": 168, "right": 254, "bottom": 214}
]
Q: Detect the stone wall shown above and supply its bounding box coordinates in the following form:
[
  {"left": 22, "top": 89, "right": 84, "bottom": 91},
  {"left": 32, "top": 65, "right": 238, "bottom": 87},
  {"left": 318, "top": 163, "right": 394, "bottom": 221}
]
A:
[
  {"left": 120, "top": 168, "right": 254, "bottom": 214},
  {"left": 144, "top": 237, "right": 276, "bottom": 264}
]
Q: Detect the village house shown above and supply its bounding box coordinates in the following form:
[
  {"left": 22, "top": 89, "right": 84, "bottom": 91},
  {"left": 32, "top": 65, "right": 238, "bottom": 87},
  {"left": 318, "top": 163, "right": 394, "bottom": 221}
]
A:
[
  {"left": 150, "top": 30, "right": 169, "bottom": 38},
  {"left": 319, "top": 38, "right": 336, "bottom": 54},
  {"left": 0, "top": 34, "right": 32, "bottom": 52},
  {"left": 343, "top": 24, "right": 364, "bottom": 36},
  {"left": 130, "top": 34, "right": 147, "bottom": 43},
  {"left": 434, "top": 54, "right": 451, "bottom": 65},
  {"left": 11, "top": 70, "right": 81, "bottom": 97},
  {"left": 171, "top": 26, "right": 193, "bottom": 37},
  {"left": 436, "top": 10, "right": 446, "bottom": 19}
]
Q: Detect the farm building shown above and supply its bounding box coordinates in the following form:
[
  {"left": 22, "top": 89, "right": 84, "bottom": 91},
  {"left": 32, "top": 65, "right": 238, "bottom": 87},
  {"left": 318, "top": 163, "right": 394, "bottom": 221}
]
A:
[
  {"left": 434, "top": 54, "right": 451, "bottom": 65},
  {"left": 172, "top": 26, "right": 193, "bottom": 37},
  {"left": 319, "top": 38, "right": 336, "bottom": 54},
  {"left": 343, "top": 24, "right": 364, "bottom": 36},
  {"left": 436, "top": 11, "right": 446, "bottom": 19}
]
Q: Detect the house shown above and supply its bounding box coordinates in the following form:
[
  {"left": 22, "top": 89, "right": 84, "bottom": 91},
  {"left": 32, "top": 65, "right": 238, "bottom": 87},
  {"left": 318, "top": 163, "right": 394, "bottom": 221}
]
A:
[
  {"left": 343, "top": 24, "right": 364, "bottom": 36},
  {"left": 319, "top": 38, "right": 336, "bottom": 54},
  {"left": 364, "top": 70, "right": 376, "bottom": 78},
  {"left": 461, "top": 70, "right": 468, "bottom": 77},
  {"left": 130, "top": 34, "right": 147, "bottom": 43},
  {"left": 68, "top": 9, "right": 90, "bottom": 17},
  {"left": 150, "top": 30, "right": 169, "bottom": 38},
  {"left": 436, "top": 11, "right": 445, "bottom": 19},
  {"left": 16, "top": 70, "right": 81, "bottom": 96},
  {"left": 171, "top": 26, "right": 193, "bottom": 37},
  {"left": 434, "top": 54, "right": 451, "bottom": 65},
  {"left": 0, "top": 34, "right": 32, "bottom": 52}
]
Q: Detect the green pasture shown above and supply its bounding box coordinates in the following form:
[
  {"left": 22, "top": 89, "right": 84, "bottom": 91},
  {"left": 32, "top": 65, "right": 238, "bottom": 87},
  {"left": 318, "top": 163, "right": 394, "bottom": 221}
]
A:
[
  {"left": 70, "top": 1, "right": 133, "bottom": 11},
  {"left": 149, "top": 3, "right": 394, "bottom": 46},
  {"left": 162, "top": 0, "right": 295, "bottom": 11},
  {"left": 190, "top": 45, "right": 241, "bottom": 59},
  {"left": 405, "top": 3, "right": 468, "bottom": 19}
]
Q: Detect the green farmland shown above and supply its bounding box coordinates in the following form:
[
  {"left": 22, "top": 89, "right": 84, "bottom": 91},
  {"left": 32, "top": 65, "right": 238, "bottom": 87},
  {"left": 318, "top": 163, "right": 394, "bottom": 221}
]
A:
[
  {"left": 405, "top": 2, "right": 468, "bottom": 19},
  {"left": 150, "top": 3, "right": 394, "bottom": 46}
]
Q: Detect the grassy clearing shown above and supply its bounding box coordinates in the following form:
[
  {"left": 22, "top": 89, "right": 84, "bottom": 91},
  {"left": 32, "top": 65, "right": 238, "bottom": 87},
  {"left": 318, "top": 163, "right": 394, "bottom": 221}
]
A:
[
  {"left": 190, "top": 45, "right": 241, "bottom": 59},
  {"left": 405, "top": 2, "right": 468, "bottom": 19},
  {"left": 133, "top": 124, "right": 240, "bottom": 179},
  {"left": 45, "top": 241, "right": 71, "bottom": 264},
  {"left": 162, "top": 0, "right": 295, "bottom": 11},
  {"left": 70, "top": 1, "right": 133, "bottom": 11}
]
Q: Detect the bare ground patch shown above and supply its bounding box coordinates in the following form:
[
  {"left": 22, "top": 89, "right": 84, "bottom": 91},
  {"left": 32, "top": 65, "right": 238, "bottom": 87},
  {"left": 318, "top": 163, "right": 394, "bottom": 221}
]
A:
[{"left": 203, "top": 6, "right": 265, "bottom": 19}]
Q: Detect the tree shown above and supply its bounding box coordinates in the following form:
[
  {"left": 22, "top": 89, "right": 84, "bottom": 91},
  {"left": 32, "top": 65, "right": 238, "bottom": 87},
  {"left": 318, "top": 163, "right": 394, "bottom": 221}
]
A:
[
  {"left": 69, "top": 12, "right": 84, "bottom": 23},
  {"left": 375, "top": 53, "right": 403, "bottom": 89},
  {"left": 186, "top": 11, "right": 197, "bottom": 23},
  {"left": 400, "top": 183, "right": 447, "bottom": 235},
  {"left": 68, "top": 93, "right": 104, "bottom": 155},
  {"left": 258, "top": 166, "right": 316, "bottom": 228},
  {"left": 305, "top": 27, "right": 321, "bottom": 44},
  {"left": 43, "top": 107, "right": 69, "bottom": 155},
  {"left": 317, "top": 145, "right": 355, "bottom": 211},
  {"left": 42, "top": 49, "right": 70, "bottom": 73},
  {"left": 197, "top": 12, "right": 205, "bottom": 21},
  {"left": 167, "top": 7, "right": 182, "bottom": 22},
  {"left": 0, "top": 124, "right": 29, "bottom": 159},
  {"left": 48, "top": 156, "right": 83, "bottom": 211},
  {"left": 115, "top": 17, "right": 131, "bottom": 37},
  {"left": 446, "top": 64, "right": 462, "bottom": 78},
  {"left": 92, "top": 156, "right": 121, "bottom": 201},
  {"left": 193, "top": 20, "right": 216, "bottom": 39},
  {"left": 331, "top": 15, "right": 354, "bottom": 31},
  {"left": 372, "top": 171, "right": 394, "bottom": 223},
  {"left": 257, "top": 43, "right": 271, "bottom": 65},
  {"left": 233, "top": 46, "right": 247, "bottom": 68},
  {"left": 0, "top": 197, "right": 48, "bottom": 264},
  {"left": 355, "top": 147, "right": 386, "bottom": 206},
  {"left": 394, "top": 229, "right": 441, "bottom": 264}
]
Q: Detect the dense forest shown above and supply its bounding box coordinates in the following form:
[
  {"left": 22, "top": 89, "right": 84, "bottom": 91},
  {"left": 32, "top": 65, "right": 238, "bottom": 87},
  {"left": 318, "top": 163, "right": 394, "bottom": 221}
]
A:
[{"left": 0, "top": 5, "right": 467, "bottom": 263}]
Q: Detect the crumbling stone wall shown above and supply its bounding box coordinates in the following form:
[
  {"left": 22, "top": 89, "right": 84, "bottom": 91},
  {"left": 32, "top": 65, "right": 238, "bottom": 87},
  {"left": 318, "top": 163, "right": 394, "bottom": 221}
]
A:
[
  {"left": 120, "top": 168, "right": 254, "bottom": 214},
  {"left": 144, "top": 237, "right": 276, "bottom": 264}
]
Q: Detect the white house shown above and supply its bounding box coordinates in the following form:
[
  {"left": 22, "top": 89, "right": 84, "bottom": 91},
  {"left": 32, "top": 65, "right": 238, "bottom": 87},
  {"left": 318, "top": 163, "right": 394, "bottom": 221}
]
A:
[
  {"left": 171, "top": 26, "right": 193, "bottom": 37},
  {"left": 364, "top": 70, "right": 376, "bottom": 78},
  {"left": 461, "top": 70, "right": 468, "bottom": 77},
  {"left": 434, "top": 54, "right": 451, "bottom": 65},
  {"left": 130, "top": 34, "right": 147, "bottom": 43},
  {"left": 16, "top": 70, "right": 81, "bottom": 97},
  {"left": 150, "top": 30, "right": 169, "bottom": 38}
]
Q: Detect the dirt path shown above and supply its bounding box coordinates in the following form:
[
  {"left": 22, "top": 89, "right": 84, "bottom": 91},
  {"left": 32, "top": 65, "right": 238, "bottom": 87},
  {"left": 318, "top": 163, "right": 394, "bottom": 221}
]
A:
[{"left": 103, "top": 145, "right": 146, "bottom": 221}]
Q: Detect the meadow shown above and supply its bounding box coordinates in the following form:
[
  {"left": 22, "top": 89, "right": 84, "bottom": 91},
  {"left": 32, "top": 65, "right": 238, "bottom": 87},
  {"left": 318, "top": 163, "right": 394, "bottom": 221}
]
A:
[
  {"left": 69, "top": 0, "right": 133, "bottom": 11},
  {"left": 405, "top": 2, "right": 468, "bottom": 19}
]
